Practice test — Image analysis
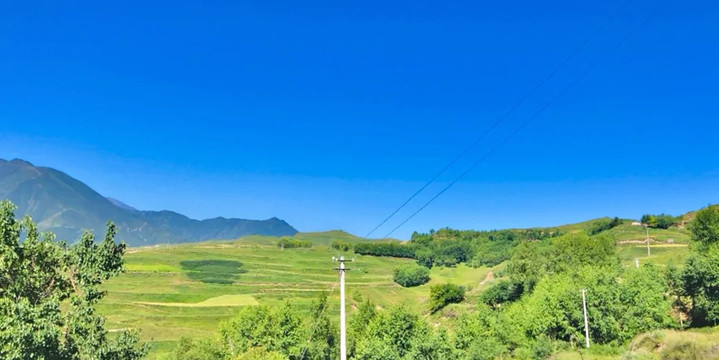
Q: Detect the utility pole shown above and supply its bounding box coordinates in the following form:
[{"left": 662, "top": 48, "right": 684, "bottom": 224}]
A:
[
  {"left": 333, "top": 256, "right": 351, "bottom": 360},
  {"left": 581, "top": 289, "right": 590, "bottom": 349},
  {"left": 645, "top": 225, "right": 651, "bottom": 257},
  {"left": 635, "top": 258, "right": 639, "bottom": 269}
]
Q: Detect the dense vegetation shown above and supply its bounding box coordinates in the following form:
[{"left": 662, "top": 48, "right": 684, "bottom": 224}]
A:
[
  {"left": 587, "top": 216, "right": 623, "bottom": 235},
  {"left": 641, "top": 213, "right": 681, "bottom": 229},
  {"left": 353, "top": 241, "right": 415, "bottom": 258},
  {"left": 331, "top": 240, "right": 353, "bottom": 252},
  {"left": 277, "top": 238, "right": 312, "bottom": 249},
  {"left": 0, "top": 201, "right": 146, "bottom": 359},
  {"left": 170, "top": 206, "right": 719, "bottom": 359},
  {"left": 677, "top": 206, "right": 719, "bottom": 326},
  {"left": 356, "top": 227, "right": 563, "bottom": 269},
  {"left": 392, "top": 263, "right": 430, "bottom": 287},
  {"left": 429, "top": 283, "right": 465, "bottom": 313}
]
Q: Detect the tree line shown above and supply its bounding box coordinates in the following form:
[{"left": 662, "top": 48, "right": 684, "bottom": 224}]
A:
[{"left": 355, "top": 227, "right": 564, "bottom": 269}]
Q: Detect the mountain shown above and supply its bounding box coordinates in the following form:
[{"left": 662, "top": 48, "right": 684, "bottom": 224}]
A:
[
  {"left": 0, "top": 158, "right": 298, "bottom": 246},
  {"left": 106, "top": 197, "right": 138, "bottom": 211}
]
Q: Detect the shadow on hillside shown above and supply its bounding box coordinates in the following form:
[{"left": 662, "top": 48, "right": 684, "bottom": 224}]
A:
[{"left": 180, "top": 260, "right": 247, "bottom": 284}]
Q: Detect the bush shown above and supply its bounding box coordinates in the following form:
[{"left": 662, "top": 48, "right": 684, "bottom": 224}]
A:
[
  {"left": 168, "top": 337, "right": 225, "bottom": 360},
  {"left": 429, "top": 283, "right": 465, "bottom": 313},
  {"left": 331, "top": 240, "right": 352, "bottom": 252},
  {"left": 277, "top": 238, "right": 312, "bottom": 249},
  {"left": 588, "top": 217, "right": 623, "bottom": 235},
  {"left": 641, "top": 214, "right": 679, "bottom": 229},
  {"left": 393, "top": 263, "right": 430, "bottom": 287},
  {"left": 479, "top": 280, "right": 522, "bottom": 307}
]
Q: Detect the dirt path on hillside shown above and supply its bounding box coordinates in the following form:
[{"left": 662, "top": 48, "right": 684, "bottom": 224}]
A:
[{"left": 479, "top": 271, "right": 494, "bottom": 287}]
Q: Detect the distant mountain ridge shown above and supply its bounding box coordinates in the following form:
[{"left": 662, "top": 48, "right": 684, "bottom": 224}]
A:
[{"left": 0, "top": 158, "right": 298, "bottom": 246}]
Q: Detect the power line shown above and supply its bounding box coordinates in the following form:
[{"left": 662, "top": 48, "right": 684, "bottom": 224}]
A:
[
  {"left": 382, "top": 10, "right": 658, "bottom": 239},
  {"left": 363, "top": 2, "right": 631, "bottom": 239}
]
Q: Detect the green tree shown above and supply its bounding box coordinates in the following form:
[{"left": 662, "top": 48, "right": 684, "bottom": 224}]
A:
[
  {"left": 167, "top": 337, "right": 225, "bottom": 360},
  {"left": 303, "top": 294, "right": 338, "bottom": 360},
  {"left": 234, "top": 347, "right": 288, "bottom": 360},
  {"left": 0, "top": 200, "right": 146, "bottom": 360},
  {"left": 219, "top": 303, "right": 303, "bottom": 358},
  {"left": 354, "top": 305, "right": 432, "bottom": 359},
  {"left": 348, "top": 300, "right": 377, "bottom": 358},
  {"left": 688, "top": 206, "right": 719, "bottom": 250},
  {"left": 392, "top": 263, "right": 430, "bottom": 287},
  {"left": 682, "top": 206, "right": 719, "bottom": 326},
  {"left": 429, "top": 283, "right": 465, "bottom": 313}
]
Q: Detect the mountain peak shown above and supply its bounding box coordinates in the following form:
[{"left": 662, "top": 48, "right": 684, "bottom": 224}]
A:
[
  {"left": 0, "top": 160, "right": 298, "bottom": 245},
  {"left": 7, "top": 158, "right": 34, "bottom": 166}
]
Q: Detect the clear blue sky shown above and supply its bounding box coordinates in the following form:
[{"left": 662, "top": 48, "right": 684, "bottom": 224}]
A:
[{"left": 1, "top": 0, "right": 718, "bottom": 239}]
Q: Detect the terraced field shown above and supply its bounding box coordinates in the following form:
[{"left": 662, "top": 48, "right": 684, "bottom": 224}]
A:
[
  {"left": 98, "top": 229, "right": 692, "bottom": 359},
  {"left": 98, "top": 233, "right": 496, "bottom": 358}
]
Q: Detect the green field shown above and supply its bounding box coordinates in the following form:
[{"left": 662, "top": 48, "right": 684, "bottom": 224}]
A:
[
  {"left": 99, "top": 232, "right": 496, "bottom": 358},
  {"left": 98, "top": 228, "right": 695, "bottom": 359}
]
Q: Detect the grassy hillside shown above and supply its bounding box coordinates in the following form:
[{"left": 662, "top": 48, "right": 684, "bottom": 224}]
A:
[
  {"left": 98, "top": 221, "right": 697, "bottom": 359},
  {"left": 553, "top": 327, "right": 719, "bottom": 359},
  {"left": 99, "top": 232, "right": 495, "bottom": 358}
]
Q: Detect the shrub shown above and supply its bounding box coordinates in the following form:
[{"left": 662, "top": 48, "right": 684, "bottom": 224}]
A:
[
  {"left": 480, "top": 280, "right": 523, "bottom": 307},
  {"left": 588, "top": 217, "right": 624, "bottom": 235},
  {"left": 277, "top": 238, "right": 312, "bottom": 249},
  {"left": 429, "top": 283, "right": 465, "bottom": 313},
  {"left": 641, "top": 214, "right": 679, "bottom": 229},
  {"left": 169, "top": 337, "right": 226, "bottom": 360},
  {"left": 393, "top": 263, "right": 430, "bottom": 287},
  {"left": 331, "top": 240, "right": 352, "bottom": 252}
]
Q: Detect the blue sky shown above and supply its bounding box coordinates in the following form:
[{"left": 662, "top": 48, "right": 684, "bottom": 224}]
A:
[{"left": 1, "top": 0, "right": 718, "bottom": 239}]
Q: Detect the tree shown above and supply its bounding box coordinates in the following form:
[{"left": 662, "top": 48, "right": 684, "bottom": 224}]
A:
[
  {"left": 168, "top": 337, "right": 225, "bottom": 360},
  {"left": 234, "top": 347, "right": 288, "bottom": 360},
  {"left": 480, "top": 280, "right": 523, "bottom": 307},
  {"left": 219, "top": 303, "right": 303, "bottom": 358},
  {"left": 682, "top": 206, "right": 719, "bottom": 326},
  {"left": 641, "top": 213, "right": 679, "bottom": 229},
  {"left": 392, "top": 263, "right": 430, "bottom": 287},
  {"left": 0, "top": 200, "right": 146, "bottom": 360},
  {"left": 688, "top": 206, "right": 719, "bottom": 250},
  {"left": 303, "top": 294, "right": 338, "bottom": 360},
  {"left": 587, "top": 217, "right": 623, "bottom": 235},
  {"left": 354, "top": 305, "right": 431, "bottom": 359},
  {"left": 348, "top": 300, "right": 377, "bottom": 358},
  {"left": 429, "top": 283, "right": 465, "bottom": 313}
]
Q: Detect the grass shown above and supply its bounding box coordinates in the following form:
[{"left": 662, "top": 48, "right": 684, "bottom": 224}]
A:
[
  {"left": 100, "top": 226, "right": 697, "bottom": 359},
  {"left": 554, "top": 327, "right": 719, "bottom": 359},
  {"left": 605, "top": 223, "right": 691, "bottom": 243},
  {"left": 99, "top": 232, "right": 494, "bottom": 359}
]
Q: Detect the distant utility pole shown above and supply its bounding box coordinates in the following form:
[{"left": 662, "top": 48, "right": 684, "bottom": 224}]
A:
[
  {"left": 635, "top": 258, "right": 639, "bottom": 269},
  {"left": 581, "top": 289, "right": 590, "bottom": 349},
  {"left": 333, "top": 256, "right": 351, "bottom": 360},
  {"left": 645, "top": 225, "right": 651, "bottom": 257}
]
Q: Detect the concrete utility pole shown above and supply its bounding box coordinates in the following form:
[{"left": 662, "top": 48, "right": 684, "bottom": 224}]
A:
[
  {"left": 333, "top": 256, "right": 350, "bottom": 360},
  {"left": 581, "top": 289, "right": 590, "bottom": 348},
  {"left": 645, "top": 225, "right": 651, "bottom": 257}
]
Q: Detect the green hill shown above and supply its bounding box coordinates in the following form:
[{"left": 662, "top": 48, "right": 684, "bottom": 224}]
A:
[
  {"left": 98, "top": 224, "right": 698, "bottom": 359},
  {"left": 99, "top": 231, "right": 497, "bottom": 358}
]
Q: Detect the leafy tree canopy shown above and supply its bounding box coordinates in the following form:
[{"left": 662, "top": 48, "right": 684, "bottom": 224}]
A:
[{"left": 0, "top": 200, "right": 146, "bottom": 360}]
